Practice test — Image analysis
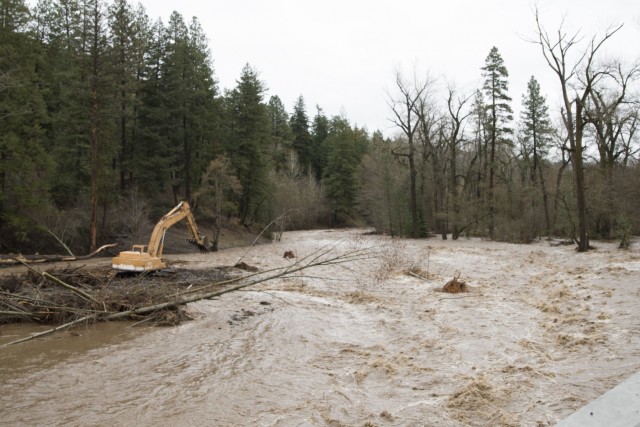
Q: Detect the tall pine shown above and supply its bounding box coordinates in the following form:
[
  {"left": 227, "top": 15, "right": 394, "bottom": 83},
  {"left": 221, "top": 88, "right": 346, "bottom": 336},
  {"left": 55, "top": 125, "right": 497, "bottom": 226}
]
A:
[
  {"left": 323, "top": 116, "right": 361, "bottom": 226},
  {"left": 224, "top": 64, "right": 270, "bottom": 225},
  {"left": 310, "top": 106, "right": 329, "bottom": 181},
  {"left": 0, "top": 0, "right": 52, "bottom": 249},
  {"left": 290, "top": 95, "right": 312, "bottom": 174},
  {"left": 107, "top": 0, "right": 149, "bottom": 192},
  {"left": 520, "top": 75, "right": 552, "bottom": 237},
  {"left": 160, "top": 12, "right": 218, "bottom": 204},
  {"left": 267, "top": 95, "right": 292, "bottom": 172},
  {"left": 481, "top": 46, "right": 513, "bottom": 239}
]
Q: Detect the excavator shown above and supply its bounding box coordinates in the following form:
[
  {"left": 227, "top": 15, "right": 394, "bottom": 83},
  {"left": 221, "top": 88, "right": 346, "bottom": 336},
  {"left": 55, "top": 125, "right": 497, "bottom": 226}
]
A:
[{"left": 112, "top": 201, "right": 210, "bottom": 272}]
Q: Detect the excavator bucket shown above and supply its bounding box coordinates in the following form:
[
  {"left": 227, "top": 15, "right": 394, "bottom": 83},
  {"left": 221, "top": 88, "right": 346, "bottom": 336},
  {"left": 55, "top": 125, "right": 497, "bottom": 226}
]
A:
[{"left": 187, "top": 236, "right": 210, "bottom": 253}]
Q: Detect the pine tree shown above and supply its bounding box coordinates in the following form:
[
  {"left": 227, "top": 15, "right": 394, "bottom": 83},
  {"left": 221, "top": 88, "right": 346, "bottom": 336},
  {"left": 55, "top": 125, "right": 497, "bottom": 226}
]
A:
[
  {"left": 481, "top": 46, "right": 513, "bottom": 239},
  {"left": 0, "top": 0, "right": 52, "bottom": 249},
  {"left": 80, "top": 0, "right": 117, "bottom": 250},
  {"left": 32, "top": 0, "right": 116, "bottom": 251},
  {"left": 520, "top": 75, "right": 552, "bottom": 237},
  {"left": 134, "top": 18, "right": 171, "bottom": 200},
  {"left": 38, "top": 0, "right": 90, "bottom": 209},
  {"left": 161, "top": 12, "right": 191, "bottom": 203},
  {"left": 267, "top": 95, "right": 292, "bottom": 172},
  {"left": 224, "top": 63, "right": 270, "bottom": 225},
  {"left": 323, "top": 116, "right": 361, "bottom": 226},
  {"left": 160, "top": 12, "right": 218, "bottom": 204},
  {"left": 310, "top": 106, "right": 329, "bottom": 181},
  {"left": 290, "top": 95, "right": 312, "bottom": 174},
  {"left": 107, "top": 0, "right": 149, "bottom": 192},
  {"left": 520, "top": 76, "right": 551, "bottom": 182}
]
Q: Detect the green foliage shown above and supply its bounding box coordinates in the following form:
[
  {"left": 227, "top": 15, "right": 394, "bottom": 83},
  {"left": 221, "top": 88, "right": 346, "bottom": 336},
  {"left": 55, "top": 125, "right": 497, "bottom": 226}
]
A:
[
  {"left": 482, "top": 46, "right": 513, "bottom": 140},
  {"left": 323, "top": 116, "right": 365, "bottom": 226},
  {"left": 158, "top": 13, "right": 219, "bottom": 203},
  {"left": 290, "top": 95, "right": 312, "bottom": 174},
  {"left": 519, "top": 76, "right": 552, "bottom": 168},
  {"left": 481, "top": 46, "right": 513, "bottom": 239},
  {"left": 3, "top": 0, "right": 638, "bottom": 254},
  {"left": 311, "top": 106, "right": 330, "bottom": 181},
  {"left": 0, "top": 0, "right": 53, "bottom": 249},
  {"left": 267, "top": 95, "right": 293, "bottom": 172},
  {"left": 108, "top": 0, "right": 149, "bottom": 192},
  {"left": 223, "top": 63, "right": 270, "bottom": 225}
]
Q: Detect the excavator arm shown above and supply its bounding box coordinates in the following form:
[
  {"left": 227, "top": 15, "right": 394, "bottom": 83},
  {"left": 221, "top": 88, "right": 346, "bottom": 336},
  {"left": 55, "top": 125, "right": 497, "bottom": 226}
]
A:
[
  {"left": 112, "top": 201, "right": 209, "bottom": 272},
  {"left": 146, "top": 201, "right": 208, "bottom": 257}
]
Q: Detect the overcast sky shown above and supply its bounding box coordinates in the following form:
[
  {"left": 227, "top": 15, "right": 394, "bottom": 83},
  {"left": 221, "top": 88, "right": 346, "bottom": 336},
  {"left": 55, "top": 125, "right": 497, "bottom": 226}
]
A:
[{"left": 139, "top": 0, "right": 640, "bottom": 136}]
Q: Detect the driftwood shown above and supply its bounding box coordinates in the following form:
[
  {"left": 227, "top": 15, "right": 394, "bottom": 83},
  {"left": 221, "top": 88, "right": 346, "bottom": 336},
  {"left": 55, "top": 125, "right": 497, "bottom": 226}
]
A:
[
  {"left": 442, "top": 274, "right": 468, "bottom": 293},
  {"left": 0, "top": 242, "right": 375, "bottom": 348},
  {"left": 0, "top": 243, "right": 117, "bottom": 266},
  {"left": 18, "top": 260, "right": 102, "bottom": 305}
]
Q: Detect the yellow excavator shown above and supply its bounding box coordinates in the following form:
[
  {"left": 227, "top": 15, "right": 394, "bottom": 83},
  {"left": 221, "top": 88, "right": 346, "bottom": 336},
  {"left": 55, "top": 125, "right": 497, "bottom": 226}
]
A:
[{"left": 112, "top": 201, "right": 210, "bottom": 272}]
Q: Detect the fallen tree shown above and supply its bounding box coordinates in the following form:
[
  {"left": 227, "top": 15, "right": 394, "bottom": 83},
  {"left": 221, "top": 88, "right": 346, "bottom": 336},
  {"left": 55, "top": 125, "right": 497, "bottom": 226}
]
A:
[
  {"left": 0, "top": 241, "right": 374, "bottom": 348},
  {"left": 0, "top": 243, "right": 118, "bottom": 266}
]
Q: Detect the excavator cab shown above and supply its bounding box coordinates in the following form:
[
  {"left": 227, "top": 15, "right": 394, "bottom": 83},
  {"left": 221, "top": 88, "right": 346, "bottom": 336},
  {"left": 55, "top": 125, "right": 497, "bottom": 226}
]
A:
[{"left": 112, "top": 201, "right": 210, "bottom": 272}]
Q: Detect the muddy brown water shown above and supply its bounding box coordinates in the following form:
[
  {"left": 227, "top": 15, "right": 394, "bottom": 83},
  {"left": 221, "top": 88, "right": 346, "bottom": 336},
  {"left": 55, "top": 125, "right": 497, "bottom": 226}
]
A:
[{"left": 1, "top": 230, "right": 639, "bottom": 426}]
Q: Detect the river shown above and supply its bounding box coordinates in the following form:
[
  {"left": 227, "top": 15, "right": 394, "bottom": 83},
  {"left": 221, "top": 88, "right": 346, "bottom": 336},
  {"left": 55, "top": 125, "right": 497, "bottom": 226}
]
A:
[{"left": 1, "top": 229, "right": 639, "bottom": 426}]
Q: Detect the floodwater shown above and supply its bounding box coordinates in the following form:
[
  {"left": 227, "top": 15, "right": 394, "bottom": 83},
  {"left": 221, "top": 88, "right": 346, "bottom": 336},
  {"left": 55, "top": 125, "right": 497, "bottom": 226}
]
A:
[{"left": 1, "top": 229, "right": 639, "bottom": 426}]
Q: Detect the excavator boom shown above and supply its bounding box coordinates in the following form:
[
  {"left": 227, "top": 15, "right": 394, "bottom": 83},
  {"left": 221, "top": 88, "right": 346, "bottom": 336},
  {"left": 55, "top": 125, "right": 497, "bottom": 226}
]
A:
[{"left": 112, "top": 201, "right": 209, "bottom": 272}]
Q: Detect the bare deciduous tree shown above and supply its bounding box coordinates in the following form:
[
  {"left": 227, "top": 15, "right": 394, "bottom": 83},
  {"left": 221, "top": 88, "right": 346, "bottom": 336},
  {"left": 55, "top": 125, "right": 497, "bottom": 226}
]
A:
[
  {"left": 388, "top": 70, "right": 433, "bottom": 238},
  {"left": 446, "top": 88, "right": 473, "bottom": 239},
  {"left": 534, "top": 10, "right": 623, "bottom": 251}
]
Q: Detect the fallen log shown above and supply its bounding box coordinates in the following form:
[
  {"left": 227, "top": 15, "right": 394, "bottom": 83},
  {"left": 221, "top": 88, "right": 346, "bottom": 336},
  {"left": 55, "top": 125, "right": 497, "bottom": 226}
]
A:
[
  {"left": 18, "top": 260, "right": 102, "bottom": 305},
  {"left": 0, "top": 243, "right": 118, "bottom": 266},
  {"left": 0, "top": 243, "right": 376, "bottom": 348}
]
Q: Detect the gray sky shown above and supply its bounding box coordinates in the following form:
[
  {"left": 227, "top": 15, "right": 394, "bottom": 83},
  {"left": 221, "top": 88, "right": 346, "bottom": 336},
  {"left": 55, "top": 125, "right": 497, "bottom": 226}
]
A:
[{"left": 140, "top": 0, "right": 640, "bottom": 136}]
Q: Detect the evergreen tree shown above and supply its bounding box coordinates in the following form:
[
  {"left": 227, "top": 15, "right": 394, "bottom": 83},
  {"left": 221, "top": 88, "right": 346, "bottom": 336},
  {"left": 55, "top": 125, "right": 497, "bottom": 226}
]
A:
[
  {"left": 161, "top": 12, "right": 191, "bottom": 203},
  {"left": 107, "top": 0, "right": 149, "bottom": 192},
  {"left": 32, "top": 0, "right": 116, "bottom": 251},
  {"left": 0, "top": 0, "right": 52, "bottom": 249},
  {"left": 38, "top": 0, "right": 90, "bottom": 209},
  {"left": 160, "top": 12, "right": 218, "bottom": 204},
  {"left": 323, "top": 116, "right": 361, "bottom": 225},
  {"left": 290, "top": 95, "right": 312, "bottom": 174},
  {"left": 519, "top": 75, "right": 552, "bottom": 237},
  {"left": 184, "top": 16, "right": 219, "bottom": 194},
  {"left": 267, "top": 95, "right": 292, "bottom": 172},
  {"left": 134, "top": 18, "right": 171, "bottom": 200},
  {"left": 520, "top": 76, "right": 551, "bottom": 182},
  {"left": 224, "top": 63, "right": 270, "bottom": 225},
  {"left": 310, "top": 106, "right": 329, "bottom": 181},
  {"left": 79, "top": 0, "right": 117, "bottom": 251},
  {"left": 481, "top": 46, "right": 513, "bottom": 239}
]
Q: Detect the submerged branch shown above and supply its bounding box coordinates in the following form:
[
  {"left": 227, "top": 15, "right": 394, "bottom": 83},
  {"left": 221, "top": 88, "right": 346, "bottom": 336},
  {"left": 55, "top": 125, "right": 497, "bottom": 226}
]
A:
[{"left": 0, "top": 239, "right": 377, "bottom": 349}]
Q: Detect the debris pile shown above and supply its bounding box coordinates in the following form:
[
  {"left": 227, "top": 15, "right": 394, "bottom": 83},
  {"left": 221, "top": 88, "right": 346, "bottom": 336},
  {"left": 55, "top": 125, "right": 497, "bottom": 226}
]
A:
[
  {"left": 0, "top": 266, "right": 233, "bottom": 326},
  {"left": 442, "top": 275, "right": 468, "bottom": 293}
]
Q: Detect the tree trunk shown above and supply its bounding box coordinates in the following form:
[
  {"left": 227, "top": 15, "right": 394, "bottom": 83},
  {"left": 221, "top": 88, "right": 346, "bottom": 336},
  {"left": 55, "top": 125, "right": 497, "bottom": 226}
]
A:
[
  {"left": 183, "top": 114, "right": 191, "bottom": 202},
  {"left": 574, "top": 100, "right": 589, "bottom": 252},
  {"left": 488, "top": 113, "right": 496, "bottom": 240},
  {"left": 90, "top": 88, "right": 99, "bottom": 253},
  {"left": 537, "top": 162, "right": 551, "bottom": 239},
  {"left": 408, "top": 141, "right": 419, "bottom": 238}
]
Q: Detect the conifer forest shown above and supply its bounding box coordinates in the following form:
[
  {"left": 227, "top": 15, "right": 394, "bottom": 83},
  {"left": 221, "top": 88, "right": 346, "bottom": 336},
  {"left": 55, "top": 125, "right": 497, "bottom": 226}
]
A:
[{"left": 1, "top": 0, "right": 639, "bottom": 254}]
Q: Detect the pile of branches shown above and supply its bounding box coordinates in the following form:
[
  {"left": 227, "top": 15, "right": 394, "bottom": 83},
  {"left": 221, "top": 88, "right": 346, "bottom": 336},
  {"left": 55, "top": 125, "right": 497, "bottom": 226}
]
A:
[
  {"left": 0, "top": 243, "right": 375, "bottom": 348},
  {"left": 0, "top": 266, "right": 233, "bottom": 326}
]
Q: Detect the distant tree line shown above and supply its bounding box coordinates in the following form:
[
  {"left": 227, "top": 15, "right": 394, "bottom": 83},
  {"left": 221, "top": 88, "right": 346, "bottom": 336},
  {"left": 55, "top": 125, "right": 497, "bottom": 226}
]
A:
[
  {"left": 1, "top": 0, "right": 638, "bottom": 254},
  {"left": 377, "top": 16, "right": 639, "bottom": 252}
]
